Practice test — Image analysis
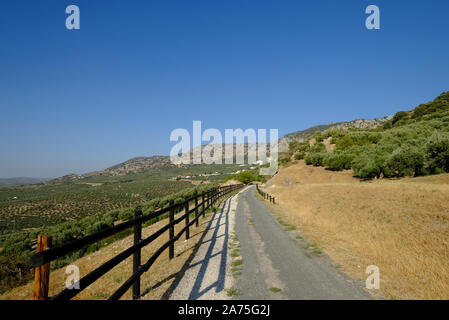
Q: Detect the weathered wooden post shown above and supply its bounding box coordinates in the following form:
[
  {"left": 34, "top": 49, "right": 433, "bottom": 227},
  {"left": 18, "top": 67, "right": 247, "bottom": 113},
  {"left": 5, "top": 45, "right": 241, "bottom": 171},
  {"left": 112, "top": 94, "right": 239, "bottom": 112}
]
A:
[
  {"left": 169, "top": 200, "right": 175, "bottom": 259},
  {"left": 207, "top": 191, "right": 211, "bottom": 208},
  {"left": 133, "top": 209, "right": 142, "bottom": 299},
  {"left": 185, "top": 200, "right": 190, "bottom": 240},
  {"left": 273, "top": 197, "right": 275, "bottom": 204},
  {"left": 33, "top": 235, "right": 52, "bottom": 300},
  {"left": 195, "top": 195, "right": 199, "bottom": 227},
  {"left": 202, "top": 193, "right": 206, "bottom": 217}
]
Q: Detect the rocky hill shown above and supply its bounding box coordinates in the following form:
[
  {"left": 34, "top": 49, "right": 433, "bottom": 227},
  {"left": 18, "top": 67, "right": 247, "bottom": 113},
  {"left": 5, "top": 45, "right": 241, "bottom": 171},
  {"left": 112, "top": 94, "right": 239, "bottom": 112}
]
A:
[
  {"left": 52, "top": 156, "right": 181, "bottom": 182},
  {"left": 0, "top": 177, "right": 49, "bottom": 187},
  {"left": 51, "top": 116, "right": 394, "bottom": 182},
  {"left": 278, "top": 116, "right": 393, "bottom": 152}
]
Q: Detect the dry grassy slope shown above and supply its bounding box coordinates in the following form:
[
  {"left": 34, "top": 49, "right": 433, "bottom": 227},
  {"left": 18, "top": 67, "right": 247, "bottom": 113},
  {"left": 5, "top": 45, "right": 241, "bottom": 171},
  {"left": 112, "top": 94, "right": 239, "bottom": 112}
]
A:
[
  {"left": 0, "top": 208, "right": 217, "bottom": 300},
  {"left": 263, "top": 160, "right": 449, "bottom": 299}
]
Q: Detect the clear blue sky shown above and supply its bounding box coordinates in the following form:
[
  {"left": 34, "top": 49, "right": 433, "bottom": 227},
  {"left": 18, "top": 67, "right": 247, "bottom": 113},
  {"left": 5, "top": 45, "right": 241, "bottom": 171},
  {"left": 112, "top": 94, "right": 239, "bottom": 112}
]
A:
[{"left": 1, "top": 0, "right": 448, "bottom": 178}]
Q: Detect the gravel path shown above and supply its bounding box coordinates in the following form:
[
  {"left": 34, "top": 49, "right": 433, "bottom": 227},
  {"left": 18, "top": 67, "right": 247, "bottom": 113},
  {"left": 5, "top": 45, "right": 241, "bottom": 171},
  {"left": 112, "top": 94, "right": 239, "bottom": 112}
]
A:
[
  {"left": 169, "top": 188, "right": 245, "bottom": 299},
  {"left": 234, "top": 186, "right": 373, "bottom": 299},
  {"left": 168, "top": 185, "right": 372, "bottom": 300}
]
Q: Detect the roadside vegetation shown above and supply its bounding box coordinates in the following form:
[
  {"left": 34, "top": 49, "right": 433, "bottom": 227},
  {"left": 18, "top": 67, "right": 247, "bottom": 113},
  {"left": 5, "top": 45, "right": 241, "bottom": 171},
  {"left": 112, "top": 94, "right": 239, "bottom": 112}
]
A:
[
  {"left": 0, "top": 164, "right": 242, "bottom": 234},
  {"left": 265, "top": 161, "right": 449, "bottom": 299},
  {"left": 224, "top": 169, "right": 267, "bottom": 184},
  {"left": 286, "top": 91, "right": 449, "bottom": 180},
  {"left": 0, "top": 166, "right": 231, "bottom": 293}
]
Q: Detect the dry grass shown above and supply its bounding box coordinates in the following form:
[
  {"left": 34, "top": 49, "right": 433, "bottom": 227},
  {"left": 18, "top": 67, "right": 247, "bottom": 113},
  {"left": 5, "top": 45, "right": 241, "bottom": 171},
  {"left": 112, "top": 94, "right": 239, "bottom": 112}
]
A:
[
  {"left": 264, "top": 160, "right": 449, "bottom": 300},
  {"left": 0, "top": 208, "right": 219, "bottom": 300}
]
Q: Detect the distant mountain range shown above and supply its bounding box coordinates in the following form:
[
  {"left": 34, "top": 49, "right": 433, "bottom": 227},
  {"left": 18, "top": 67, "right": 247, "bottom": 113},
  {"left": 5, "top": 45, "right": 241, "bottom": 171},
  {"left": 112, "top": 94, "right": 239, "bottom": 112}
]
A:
[
  {"left": 52, "top": 156, "right": 180, "bottom": 182},
  {"left": 0, "top": 177, "right": 49, "bottom": 187},
  {"left": 45, "top": 116, "right": 393, "bottom": 183},
  {"left": 278, "top": 115, "right": 393, "bottom": 152}
]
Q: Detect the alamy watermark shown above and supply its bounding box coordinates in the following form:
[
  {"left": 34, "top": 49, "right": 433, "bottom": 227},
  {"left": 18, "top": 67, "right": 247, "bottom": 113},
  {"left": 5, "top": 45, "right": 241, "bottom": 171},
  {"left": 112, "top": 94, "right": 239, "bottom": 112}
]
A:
[
  {"left": 365, "top": 265, "right": 380, "bottom": 289},
  {"left": 365, "top": 5, "right": 380, "bottom": 30},
  {"left": 65, "top": 5, "right": 80, "bottom": 30},
  {"left": 169, "top": 121, "right": 278, "bottom": 175},
  {"left": 63, "top": 5, "right": 380, "bottom": 31},
  {"left": 65, "top": 264, "right": 80, "bottom": 290}
]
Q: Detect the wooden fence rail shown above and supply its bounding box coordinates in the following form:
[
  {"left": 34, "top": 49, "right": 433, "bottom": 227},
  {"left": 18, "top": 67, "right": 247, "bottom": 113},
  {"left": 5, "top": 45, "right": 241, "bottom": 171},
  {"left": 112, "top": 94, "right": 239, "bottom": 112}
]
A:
[
  {"left": 31, "top": 183, "right": 243, "bottom": 300},
  {"left": 255, "top": 184, "right": 275, "bottom": 204}
]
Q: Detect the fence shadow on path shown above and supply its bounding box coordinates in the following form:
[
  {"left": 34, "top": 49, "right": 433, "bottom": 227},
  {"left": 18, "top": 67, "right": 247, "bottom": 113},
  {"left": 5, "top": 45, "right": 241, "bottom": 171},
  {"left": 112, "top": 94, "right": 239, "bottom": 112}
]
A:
[{"left": 159, "top": 195, "right": 234, "bottom": 300}]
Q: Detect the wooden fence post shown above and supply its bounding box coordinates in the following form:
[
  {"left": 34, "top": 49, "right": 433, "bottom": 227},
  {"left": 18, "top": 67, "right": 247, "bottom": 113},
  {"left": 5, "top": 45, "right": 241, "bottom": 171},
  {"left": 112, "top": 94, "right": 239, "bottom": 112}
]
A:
[
  {"left": 202, "top": 193, "right": 206, "bottom": 217},
  {"left": 169, "top": 200, "right": 175, "bottom": 259},
  {"left": 33, "top": 235, "right": 52, "bottom": 300},
  {"left": 132, "top": 209, "right": 142, "bottom": 300},
  {"left": 207, "top": 191, "right": 210, "bottom": 208},
  {"left": 185, "top": 200, "right": 189, "bottom": 240},
  {"left": 195, "top": 195, "right": 199, "bottom": 227}
]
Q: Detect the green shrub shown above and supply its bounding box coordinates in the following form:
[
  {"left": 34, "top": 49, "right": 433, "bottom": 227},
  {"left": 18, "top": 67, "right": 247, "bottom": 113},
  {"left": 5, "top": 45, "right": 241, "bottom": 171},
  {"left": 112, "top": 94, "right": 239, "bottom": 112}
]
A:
[
  {"left": 297, "top": 142, "right": 310, "bottom": 152},
  {"left": 392, "top": 111, "right": 409, "bottom": 126},
  {"left": 426, "top": 132, "right": 449, "bottom": 173},
  {"left": 279, "top": 157, "right": 290, "bottom": 165},
  {"left": 294, "top": 151, "right": 306, "bottom": 160},
  {"left": 118, "top": 208, "right": 133, "bottom": 221},
  {"left": 309, "top": 142, "right": 326, "bottom": 153},
  {"left": 228, "top": 171, "right": 256, "bottom": 184},
  {"left": 384, "top": 145, "right": 426, "bottom": 177},
  {"left": 352, "top": 155, "right": 382, "bottom": 179},
  {"left": 325, "top": 152, "right": 356, "bottom": 171},
  {"left": 305, "top": 152, "right": 328, "bottom": 166},
  {"left": 288, "top": 141, "right": 300, "bottom": 154}
]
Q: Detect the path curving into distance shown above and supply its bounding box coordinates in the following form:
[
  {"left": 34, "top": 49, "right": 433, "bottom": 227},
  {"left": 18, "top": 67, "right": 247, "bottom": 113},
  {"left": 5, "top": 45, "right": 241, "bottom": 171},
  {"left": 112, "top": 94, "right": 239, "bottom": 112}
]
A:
[
  {"left": 165, "top": 185, "right": 372, "bottom": 300},
  {"left": 233, "top": 185, "right": 372, "bottom": 300}
]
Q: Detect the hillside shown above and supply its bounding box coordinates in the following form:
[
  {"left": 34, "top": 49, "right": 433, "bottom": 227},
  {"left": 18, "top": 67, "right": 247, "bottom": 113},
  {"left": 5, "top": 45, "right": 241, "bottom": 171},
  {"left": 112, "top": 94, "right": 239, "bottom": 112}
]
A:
[
  {"left": 263, "top": 160, "right": 449, "bottom": 299},
  {"left": 267, "top": 91, "right": 449, "bottom": 299},
  {"left": 0, "top": 180, "right": 226, "bottom": 294},
  {"left": 52, "top": 156, "right": 180, "bottom": 182},
  {"left": 285, "top": 91, "right": 449, "bottom": 180},
  {"left": 0, "top": 160, "right": 251, "bottom": 294},
  {"left": 0, "top": 178, "right": 49, "bottom": 188},
  {"left": 278, "top": 116, "right": 393, "bottom": 152},
  {"left": 0, "top": 163, "right": 247, "bottom": 234},
  {"left": 0, "top": 202, "right": 219, "bottom": 300}
]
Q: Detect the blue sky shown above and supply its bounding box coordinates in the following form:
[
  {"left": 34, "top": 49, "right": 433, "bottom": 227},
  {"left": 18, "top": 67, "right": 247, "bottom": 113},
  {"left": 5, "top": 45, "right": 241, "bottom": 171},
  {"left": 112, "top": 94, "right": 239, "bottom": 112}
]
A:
[{"left": 1, "top": 0, "right": 448, "bottom": 178}]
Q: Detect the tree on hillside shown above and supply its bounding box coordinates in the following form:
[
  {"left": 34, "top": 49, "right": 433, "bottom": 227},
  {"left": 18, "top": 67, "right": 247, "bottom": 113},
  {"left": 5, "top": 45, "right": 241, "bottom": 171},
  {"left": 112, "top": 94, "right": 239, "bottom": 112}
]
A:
[{"left": 426, "top": 132, "right": 449, "bottom": 173}]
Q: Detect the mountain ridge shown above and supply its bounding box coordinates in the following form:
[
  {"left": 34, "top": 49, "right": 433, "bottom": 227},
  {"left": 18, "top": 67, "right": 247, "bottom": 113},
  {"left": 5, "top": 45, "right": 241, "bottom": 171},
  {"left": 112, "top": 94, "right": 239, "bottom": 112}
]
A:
[
  {"left": 0, "top": 177, "right": 50, "bottom": 187},
  {"left": 50, "top": 116, "right": 395, "bottom": 181},
  {"left": 278, "top": 115, "right": 393, "bottom": 152}
]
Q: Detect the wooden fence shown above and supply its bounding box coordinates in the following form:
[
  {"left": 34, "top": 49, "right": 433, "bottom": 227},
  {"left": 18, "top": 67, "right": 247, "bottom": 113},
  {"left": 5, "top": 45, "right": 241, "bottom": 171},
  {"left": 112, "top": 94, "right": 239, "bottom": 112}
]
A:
[
  {"left": 31, "top": 184, "right": 243, "bottom": 300},
  {"left": 255, "top": 184, "right": 275, "bottom": 204}
]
